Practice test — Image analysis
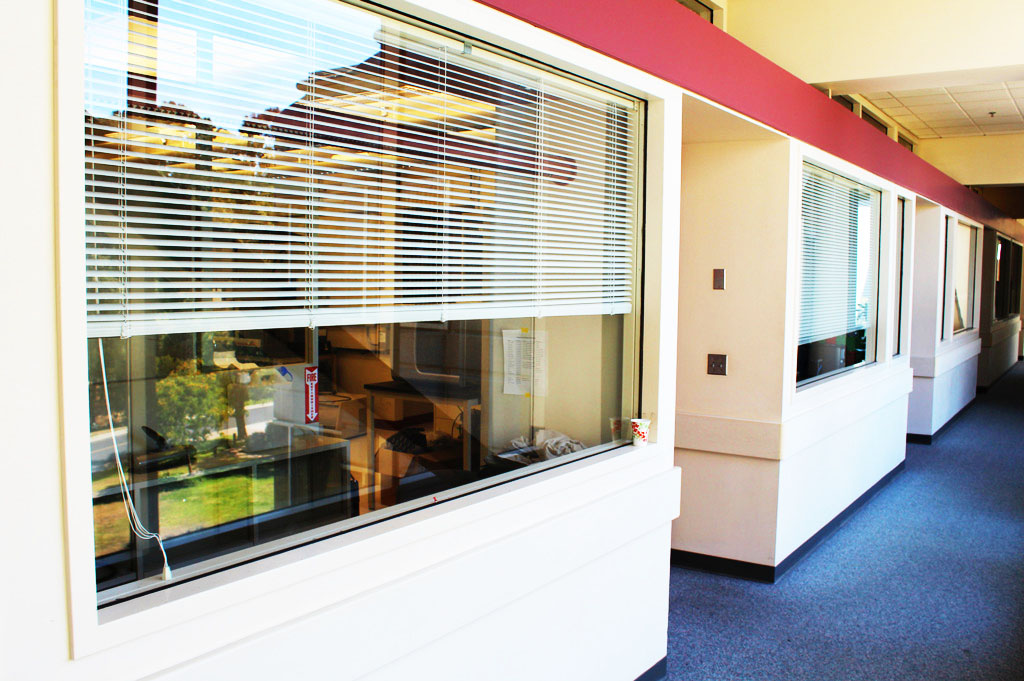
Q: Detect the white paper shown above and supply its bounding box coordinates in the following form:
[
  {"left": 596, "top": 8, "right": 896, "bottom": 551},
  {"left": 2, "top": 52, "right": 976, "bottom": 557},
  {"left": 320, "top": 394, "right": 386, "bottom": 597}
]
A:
[
  {"left": 502, "top": 329, "right": 549, "bottom": 396},
  {"left": 534, "top": 330, "right": 548, "bottom": 397},
  {"left": 502, "top": 329, "right": 532, "bottom": 395}
]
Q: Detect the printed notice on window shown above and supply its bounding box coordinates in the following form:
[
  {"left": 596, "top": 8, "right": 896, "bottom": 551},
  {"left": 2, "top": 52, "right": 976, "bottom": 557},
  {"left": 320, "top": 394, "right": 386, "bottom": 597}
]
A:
[{"left": 502, "top": 329, "right": 547, "bottom": 396}]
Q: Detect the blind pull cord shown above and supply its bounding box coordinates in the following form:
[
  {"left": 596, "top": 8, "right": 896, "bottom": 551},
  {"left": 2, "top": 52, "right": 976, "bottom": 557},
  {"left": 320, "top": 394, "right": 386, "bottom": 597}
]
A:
[{"left": 98, "top": 338, "right": 173, "bottom": 581}]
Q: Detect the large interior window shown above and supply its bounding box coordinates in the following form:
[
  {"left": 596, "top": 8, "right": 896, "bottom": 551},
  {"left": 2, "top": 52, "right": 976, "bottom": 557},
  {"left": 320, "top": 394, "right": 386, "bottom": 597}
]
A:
[
  {"left": 994, "top": 236, "right": 1023, "bottom": 320},
  {"left": 797, "top": 164, "right": 881, "bottom": 385},
  {"left": 84, "top": 0, "right": 643, "bottom": 602},
  {"left": 952, "top": 222, "right": 977, "bottom": 333},
  {"left": 892, "top": 197, "right": 906, "bottom": 356}
]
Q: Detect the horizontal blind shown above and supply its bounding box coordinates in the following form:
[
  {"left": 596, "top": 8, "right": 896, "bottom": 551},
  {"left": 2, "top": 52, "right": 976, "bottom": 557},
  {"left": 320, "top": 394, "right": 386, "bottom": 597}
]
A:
[
  {"left": 84, "top": 0, "right": 642, "bottom": 338},
  {"left": 798, "top": 164, "right": 881, "bottom": 346}
]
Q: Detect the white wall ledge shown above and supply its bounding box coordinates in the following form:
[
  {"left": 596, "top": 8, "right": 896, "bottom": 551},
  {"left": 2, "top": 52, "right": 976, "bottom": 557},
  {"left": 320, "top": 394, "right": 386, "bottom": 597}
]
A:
[
  {"left": 910, "top": 335, "right": 982, "bottom": 378},
  {"left": 981, "top": 317, "right": 1022, "bottom": 347}
]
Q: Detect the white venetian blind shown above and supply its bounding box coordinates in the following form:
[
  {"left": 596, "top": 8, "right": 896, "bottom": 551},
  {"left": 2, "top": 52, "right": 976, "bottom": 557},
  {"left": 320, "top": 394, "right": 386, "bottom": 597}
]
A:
[
  {"left": 84, "top": 0, "right": 642, "bottom": 338},
  {"left": 798, "top": 164, "right": 881, "bottom": 346}
]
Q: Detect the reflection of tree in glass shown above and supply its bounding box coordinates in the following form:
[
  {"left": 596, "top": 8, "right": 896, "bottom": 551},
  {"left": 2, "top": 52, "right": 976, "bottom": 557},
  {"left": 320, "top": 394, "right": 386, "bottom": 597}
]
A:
[{"left": 155, "top": 360, "right": 228, "bottom": 447}]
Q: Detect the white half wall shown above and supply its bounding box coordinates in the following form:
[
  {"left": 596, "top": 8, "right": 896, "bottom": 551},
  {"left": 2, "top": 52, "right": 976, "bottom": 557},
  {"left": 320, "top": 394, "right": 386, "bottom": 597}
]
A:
[
  {"left": 978, "top": 318, "right": 1021, "bottom": 388},
  {"left": 775, "top": 393, "right": 907, "bottom": 560},
  {"left": 908, "top": 341, "right": 980, "bottom": 436}
]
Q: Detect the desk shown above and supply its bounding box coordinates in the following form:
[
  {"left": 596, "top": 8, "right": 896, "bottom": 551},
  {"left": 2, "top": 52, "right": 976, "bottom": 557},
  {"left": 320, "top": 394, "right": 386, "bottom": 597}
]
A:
[{"left": 364, "top": 381, "right": 480, "bottom": 510}]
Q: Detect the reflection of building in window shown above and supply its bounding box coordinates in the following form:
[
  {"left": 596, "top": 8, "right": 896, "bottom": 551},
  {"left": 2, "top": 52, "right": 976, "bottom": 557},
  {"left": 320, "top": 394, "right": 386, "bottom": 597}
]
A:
[{"left": 83, "top": 0, "right": 643, "bottom": 601}]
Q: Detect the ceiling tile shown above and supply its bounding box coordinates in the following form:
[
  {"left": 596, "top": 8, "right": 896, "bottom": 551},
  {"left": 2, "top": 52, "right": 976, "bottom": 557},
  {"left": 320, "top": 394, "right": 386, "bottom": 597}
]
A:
[
  {"left": 914, "top": 131, "right": 939, "bottom": 138},
  {"left": 867, "top": 97, "right": 900, "bottom": 109},
  {"left": 979, "top": 122, "right": 1024, "bottom": 133},
  {"left": 882, "top": 106, "right": 910, "bottom": 117},
  {"left": 961, "top": 101, "right": 1018, "bottom": 116},
  {"left": 893, "top": 88, "right": 948, "bottom": 97},
  {"left": 903, "top": 102, "right": 962, "bottom": 114},
  {"left": 1011, "top": 88, "right": 1024, "bottom": 98},
  {"left": 894, "top": 94, "right": 954, "bottom": 106},
  {"left": 891, "top": 113, "right": 924, "bottom": 124},
  {"left": 928, "top": 118, "right": 976, "bottom": 129},
  {"left": 969, "top": 113, "right": 1023, "bottom": 124},
  {"left": 864, "top": 91, "right": 892, "bottom": 100},
  {"left": 947, "top": 83, "right": 1007, "bottom": 94},
  {"left": 932, "top": 128, "right": 980, "bottom": 137},
  {"left": 952, "top": 90, "right": 1011, "bottom": 103},
  {"left": 914, "top": 110, "right": 969, "bottom": 123}
]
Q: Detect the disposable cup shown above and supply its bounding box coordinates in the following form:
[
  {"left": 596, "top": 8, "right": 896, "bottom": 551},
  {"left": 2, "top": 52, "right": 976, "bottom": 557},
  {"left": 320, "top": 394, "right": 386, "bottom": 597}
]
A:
[{"left": 630, "top": 418, "right": 651, "bottom": 447}]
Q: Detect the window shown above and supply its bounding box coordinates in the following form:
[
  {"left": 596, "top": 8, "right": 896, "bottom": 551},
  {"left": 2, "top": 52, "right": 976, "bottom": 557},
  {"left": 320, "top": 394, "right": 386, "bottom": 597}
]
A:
[
  {"left": 941, "top": 218, "right": 950, "bottom": 340},
  {"left": 994, "top": 236, "right": 1023, "bottom": 320},
  {"left": 897, "top": 134, "right": 914, "bottom": 152},
  {"left": 797, "top": 164, "right": 881, "bottom": 384},
  {"left": 952, "top": 222, "right": 977, "bottom": 333},
  {"left": 675, "top": 0, "right": 714, "bottom": 22},
  {"left": 833, "top": 95, "right": 856, "bottom": 112},
  {"left": 861, "top": 108, "right": 889, "bottom": 136},
  {"left": 892, "top": 197, "right": 907, "bottom": 356},
  {"left": 85, "top": 0, "right": 643, "bottom": 601}
]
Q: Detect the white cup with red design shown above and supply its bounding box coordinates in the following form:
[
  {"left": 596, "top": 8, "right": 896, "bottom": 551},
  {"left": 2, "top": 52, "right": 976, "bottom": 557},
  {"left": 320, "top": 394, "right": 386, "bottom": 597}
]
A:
[{"left": 630, "top": 418, "right": 651, "bottom": 447}]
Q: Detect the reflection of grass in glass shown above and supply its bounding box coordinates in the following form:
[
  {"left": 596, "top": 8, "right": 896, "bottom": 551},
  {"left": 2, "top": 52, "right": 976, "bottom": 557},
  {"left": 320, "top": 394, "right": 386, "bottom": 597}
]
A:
[
  {"left": 158, "top": 474, "right": 274, "bottom": 538},
  {"left": 93, "top": 501, "right": 132, "bottom": 556},
  {"left": 92, "top": 473, "right": 274, "bottom": 556}
]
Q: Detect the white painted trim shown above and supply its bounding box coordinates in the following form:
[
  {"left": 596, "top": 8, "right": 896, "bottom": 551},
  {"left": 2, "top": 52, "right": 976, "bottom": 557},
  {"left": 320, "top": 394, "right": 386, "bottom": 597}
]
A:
[
  {"left": 786, "top": 141, "right": 916, "bottom": 419},
  {"left": 675, "top": 413, "right": 782, "bottom": 459},
  {"left": 910, "top": 335, "right": 982, "bottom": 378},
  {"left": 56, "top": 0, "right": 684, "bottom": 659}
]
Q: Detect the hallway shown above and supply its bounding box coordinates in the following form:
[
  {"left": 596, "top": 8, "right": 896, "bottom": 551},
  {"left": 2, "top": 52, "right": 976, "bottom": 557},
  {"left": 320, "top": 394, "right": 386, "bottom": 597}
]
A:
[{"left": 667, "top": 363, "right": 1024, "bottom": 681}]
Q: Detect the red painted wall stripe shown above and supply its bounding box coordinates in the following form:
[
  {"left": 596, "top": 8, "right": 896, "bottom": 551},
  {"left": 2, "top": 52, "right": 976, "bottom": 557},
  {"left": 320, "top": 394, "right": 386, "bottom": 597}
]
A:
[{"left": 478, "top": 0, "right": 1020, "bottom": 235}]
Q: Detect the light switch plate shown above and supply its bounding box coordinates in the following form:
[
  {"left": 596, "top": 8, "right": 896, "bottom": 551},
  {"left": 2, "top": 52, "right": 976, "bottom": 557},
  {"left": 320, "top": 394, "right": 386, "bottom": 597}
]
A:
[
  {"left": 713, "top": 268, "right": 726, "bottom": 290},
  {"left": 707, "top": 354, "right": 727, "bottom": 376}
]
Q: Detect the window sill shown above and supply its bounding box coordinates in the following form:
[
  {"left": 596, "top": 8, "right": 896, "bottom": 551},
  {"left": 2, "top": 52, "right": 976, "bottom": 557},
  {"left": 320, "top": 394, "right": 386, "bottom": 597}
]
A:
[{"left": 75, "top": 440, "right": 672, "bottom": 658}]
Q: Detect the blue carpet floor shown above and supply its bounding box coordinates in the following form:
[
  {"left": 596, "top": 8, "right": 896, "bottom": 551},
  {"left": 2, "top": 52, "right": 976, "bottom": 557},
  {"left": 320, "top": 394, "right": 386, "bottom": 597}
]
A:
[{"left": 667, "top": 363, "right": 1024, "bottom": 681}]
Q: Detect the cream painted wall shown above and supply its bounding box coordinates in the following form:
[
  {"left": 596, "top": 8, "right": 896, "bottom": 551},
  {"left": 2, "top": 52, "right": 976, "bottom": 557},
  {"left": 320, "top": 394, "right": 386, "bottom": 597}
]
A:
[
  {"left": 4, "top": 0, "right": 685, "bottom": 679},
  {"left": 727, "top": 0, "right": 1024, "bottom": 85},
  {"left": 918, "top": 133, "right": 1024, "bottom": 187},
  {"left": 908, "top": 203, "right": 981, "bottom": 435},
  {"left": 0, "top": 0, "right": 72, "bottom": 676},
  {"left": 673, "top": 135, "right": 912, "bottom": 567},
  {"left": 676, "top": 139, "right": 792, "bottom": 423}
]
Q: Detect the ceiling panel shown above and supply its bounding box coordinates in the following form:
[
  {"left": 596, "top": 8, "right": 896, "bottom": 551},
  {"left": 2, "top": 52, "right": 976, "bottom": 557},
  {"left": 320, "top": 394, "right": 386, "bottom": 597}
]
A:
[{"left": 860, "top": 81, "right": 1024, "bottom": 139}]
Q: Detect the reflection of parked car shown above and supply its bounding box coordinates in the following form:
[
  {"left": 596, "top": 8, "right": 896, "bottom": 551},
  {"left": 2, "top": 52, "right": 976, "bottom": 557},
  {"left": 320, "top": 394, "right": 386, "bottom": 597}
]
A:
[{"left": 138, "top": 426, "right": 196, "bottom": 474}]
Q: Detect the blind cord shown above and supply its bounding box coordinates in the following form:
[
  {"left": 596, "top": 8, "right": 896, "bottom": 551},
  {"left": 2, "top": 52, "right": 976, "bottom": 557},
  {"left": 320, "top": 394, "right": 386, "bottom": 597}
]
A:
[{"left": 97, "top": 338, "right": 173, "bottom": 581}]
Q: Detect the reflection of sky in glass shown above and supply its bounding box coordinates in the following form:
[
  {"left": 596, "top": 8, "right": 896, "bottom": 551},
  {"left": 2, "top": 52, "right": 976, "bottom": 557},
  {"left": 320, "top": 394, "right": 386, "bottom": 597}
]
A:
[
  {"left": 85, "top": 0, "right": 382, "bottom": 132},
  {"left": 855, "top": 199, "right": 877, "bottom": 327}
]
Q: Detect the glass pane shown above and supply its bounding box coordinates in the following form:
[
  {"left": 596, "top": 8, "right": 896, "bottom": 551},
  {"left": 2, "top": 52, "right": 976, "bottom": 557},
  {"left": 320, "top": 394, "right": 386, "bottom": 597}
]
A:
[
  {"left": 953, "top": 223, "right": 976, "bottom": 332},
  {"left": 797, "top": 165, "right": 881, "bottom": 384},
  {"left": 675, "top": 0, "right": 714, "bottom": 22},
  {"left": 83, "top": 0, "right": 641, "bottom": 337},
  {"left": 893, "top": 198, "right": 905, "bottom": 356},
  {"left": 90, "top": 315, "right": 632, "bottom": 596}
]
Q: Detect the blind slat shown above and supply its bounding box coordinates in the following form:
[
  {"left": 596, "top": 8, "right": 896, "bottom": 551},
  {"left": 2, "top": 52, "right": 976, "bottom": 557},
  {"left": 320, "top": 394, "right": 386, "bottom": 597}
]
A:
[{"left": 84, "top": 0, "right": 642, "bottom": 337}]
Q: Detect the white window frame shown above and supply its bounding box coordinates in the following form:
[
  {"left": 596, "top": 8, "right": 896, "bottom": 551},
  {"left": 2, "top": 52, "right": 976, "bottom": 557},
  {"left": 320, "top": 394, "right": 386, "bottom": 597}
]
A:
[
  {"left": 786, "top": 142, "right": 914, "bottom": 414},
  {"left": 56, "top": 0, "right": 683, "bottom": 659},
  {"left": 937, "top": 212, "right": 983, "bottom": 346},
  {"left": 951, "top": 221, "right": 980, "bottom": 335},
  {"left": 891, "top": 194, "right": 915, "bottom": 358}
]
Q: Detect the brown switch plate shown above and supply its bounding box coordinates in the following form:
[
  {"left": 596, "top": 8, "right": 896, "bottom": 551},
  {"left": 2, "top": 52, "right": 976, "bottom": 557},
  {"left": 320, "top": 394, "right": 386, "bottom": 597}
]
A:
[
  {"left": 707, "top": 354, "right": 727, "bottom": 376},
  {"left": 713, "top": 268, "right": 726, "bottom": 290}
]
